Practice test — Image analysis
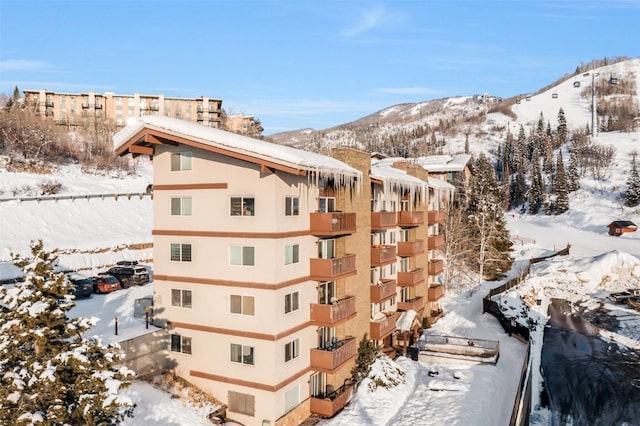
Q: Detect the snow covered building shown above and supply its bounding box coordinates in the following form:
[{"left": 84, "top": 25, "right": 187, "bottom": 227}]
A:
[{"left": 113, "top": 116, "right": 453, "bottom": 425}]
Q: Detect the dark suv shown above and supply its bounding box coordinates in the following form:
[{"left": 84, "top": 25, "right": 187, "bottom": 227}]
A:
[
  {"left": 105, "top": 264, "right": 150, "bottom": 288},
  {"left": 67, "top": 274, "right": 95, "bottom": 298}
]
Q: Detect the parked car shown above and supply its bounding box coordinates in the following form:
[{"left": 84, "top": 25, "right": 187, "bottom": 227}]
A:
[
  {"left": 116, "top": 260, "right": 138, "bottom": 267},
  {"left": 92, "top": 274, "right": 122, "bottom": 294},
  {"left": 105, "top": 265, "right": 150, "bottom": 288},
  {"left": 67, "top": 274, "right": 94, "bottom": 298}
]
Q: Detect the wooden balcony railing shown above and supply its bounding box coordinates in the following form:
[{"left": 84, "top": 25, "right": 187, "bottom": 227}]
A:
[
  {"left": 371, "top": 211, "right": 397, "bottom": 230},
  {"left": 397, "top": 268, "right": 425, "bottom": 287},
  {"left": 398, "top": 296, "right": 424, "bottom": 313},
  {"left": 397, "top": 210, "right": 424, "bottom": 227},
  {"left": 310, "top": 337, "right": 357, "bottom": 372},
  {"left": 370, "top": 278, "right": 397, "bottom": 303},
  {"left": 428, "top": 234, "right": 445, "bottom": 250},
  {"left": 310, "top": 296, "right": 357, "bottom": 325},
  {"left": 310, "top": 383, "right": 354, "bottom": 418},
  {"left": 310, "top": 254, "right": 357, "bottom": 281},
  {"left": 428, "top": 209, "right": 446, "bottom": 224},
  {"left": 371, "top": 245, "right": 397, "bottom": 266},
  {"left": 370, "top": 312, "right": 398, "bottom": 340},
  {"left": 428, "top": 285, "right": 445, "bottom": 301},
  {"left": 397, "top": 239, "right": 424, "bottom": 257},
  {"left": 310, "top": 212, "right": 356, "bottom": 236},
  {"left": 428, "top": 259, "right": 444, "bottom": 275}
]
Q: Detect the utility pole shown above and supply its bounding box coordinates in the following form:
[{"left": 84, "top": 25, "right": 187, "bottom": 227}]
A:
[{"left": 591, "top": 72, "right": 599, "bottom": 138}]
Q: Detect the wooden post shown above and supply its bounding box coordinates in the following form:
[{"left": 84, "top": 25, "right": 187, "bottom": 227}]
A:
[
  {"left": 145, "top": 307, "right": 149, "bottom": 329},
  {"left": 115, "top": 316, "right": 119, "bottom": 335}
]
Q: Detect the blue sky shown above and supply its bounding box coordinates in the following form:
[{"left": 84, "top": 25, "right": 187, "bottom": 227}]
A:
[{"left": 1, "top": 0, "right": 638, "bottom": 135}]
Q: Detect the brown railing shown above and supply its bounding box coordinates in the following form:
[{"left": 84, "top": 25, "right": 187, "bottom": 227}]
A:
[
  {"left": 428, "top": 259, "right": 444, "bottom": 275},
  {"left": 310, "top": 296, "right": 356, "bottom": 325},
  {"left": 428, "top": 285, "right": 445, "bottom": 301},
  {"left": 310, "top": 383, "right": 354, "bottom": 418},
  {"left": 397, "top": 268, "right": 424, "bottom": 286},
  {"left": 428, "top": 209, "right": 446, "bottom": 223},
  {"left": 428, "top": 234, "right": 445, "bottom": 250},
  {"left": 397, "top": 239, "right": 424, "bottom": 257},
  {"left": 397, "top": 210, "right": 424, "bottom": 227},
  {"left": 310, "top": 337, "right": 357, "bottom": 372},
  {"left": 370, "top": 278, "right": 397, "bottom": 303},
  {"left": 398, "top": 296, "right": 424, "bottom": 312},
  {"left": 370, "top": 312, "right": 398, "bottom": 339},
  {"left": 310, "top": 254, "right": 357, "bottom": 281},
  {"left": 310, "top": 212, "right": 356, "bottom": 236},
  {"left": 371, "top": 211, "right": 397, "bottom": 229},
  {"left": 371, "top": 245, "right": 397, "bottom": 266}
]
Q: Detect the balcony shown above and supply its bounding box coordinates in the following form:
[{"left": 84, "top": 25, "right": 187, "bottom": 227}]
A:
[
  {"left": 310, "top": 382, "right": 354, "bottom": 418},
  {"left": 397, "top": 210, "right": 424, "bottom": 227},
  {"left": 428, "top": 209, "right": 446, "bottom": 224},
  {"left": 310, "top": 212, "right": 356, "bottom": 236},
  {"left": 370, "top": 312, "right": 398, "bottom": 340},
  {"left": 370, "top": 278, "right": 397, "bottom": 304},
  {"left": 81, "top": 102, "right": 89, "bottom": 109},
  {"left": 197, "top": 113, "right": 204, "bottom": 122},
  {"left": 428, "top": 234, "right": 445, "bottom": 250},
  {"left": 150, "top": 104, "right": 159, "bottom": 111},
  {"left": 397, "top": 239, "right": 424, "bottom": 257},
  {"left": 371, "top": 245, "right": 396, "bottom": 266},
  {"left": 428, "top": 259, "right": 444, "bottom": 275},
  {"left": 208, "top": 108, "right": 219, "bottom": 113},
  {"left": 397, "top": 268, "right": 424, "bottom": 287},
  {"left": 310, "top": 296, "right": 356, "bottom": 325},
  {"left": 45, "top": 100, "right": 54, "bottom": 107},
  {"left": 310, "top": 337, "right": 357, "bottom": 372},
  {"left": 310, "top": 254, "right": 357, "bottom": 281},
  {"left": 371, "top": 211, "right": 397, "bottom": 230},
  {"left": 428, "top": 285, "right": 445, "bottom": 301},
  {"left": 45, "top": 110, "right": 54, "bottom": 117},
  {"left": 398, "top": 296, "right": 424, "bottom": 313},
  {"left": 95, "top": 102, "right": 103, "bottom": 109},
  {"left": 197, "top": 105, "right": 204, "bottom": 112}
]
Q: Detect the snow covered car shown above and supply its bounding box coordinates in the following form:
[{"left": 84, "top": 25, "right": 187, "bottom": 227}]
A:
[
  {"left": 92, "top": 274, "right": 122, "bottom": 294},
  {"left": 104, "top": 265, "right": 150, "bottom": 288},
  {"left": 67, "top": 274, "right": 94, "bottom": 298}
]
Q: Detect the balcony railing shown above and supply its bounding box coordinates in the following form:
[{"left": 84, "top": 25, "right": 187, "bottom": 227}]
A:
[
  {"left": 428, "top": 209, "right": 446, "bottom": 224},
  {"left": 397, "top": 268, "right": 424, "bottom": 287},
  {"left": 397, "top": 239, "right": 424, "bottom": 257},
  {"left": 370, "top": 278, "right": 397, "bottom": 303},
  {"left": 310, "top": 254, "right": 357, "bottom": 281},
  {"left": 310, "top": 212, "right": 356, "bottom": 236},
  {"left": 310, "top": 383, "right": 354, "bottom": 418},
  {"left": 45, "top": 100, "right": 54, "bottom": 107},
  {"left": 428, "top": 234, "right": 445, "bottom": 250},
  {"left": 428, "top": 285, "right": 445, "bottom": 301},
  {"left": 310, "top": 296, "right": 356, "bottom": 325},
  {"left": 371, "top": 245, "right": 397, "bottom": 266},
  {"left": 370, "top": 312, "right": 398, "bottom": 340},
  {"left": 95, "top": 102, "right": 103, "bottom": 109},
  {"left": 397, "top": 210, "right": 424, "bottom": 227},
  {"left": 398, "top": 296, "right": 424, "bottom": 312},
  {"left": 81, "top": 102, "right": 90, "bottom": 109},
  {"left": 428, "top": 259, "right": 444, "bottom": 275},
  {"left": 371, "top": 211, "right": 397, "bottom": 230},
  {"left": 310, "top": 337, "right": 357, "bottom": 372}
]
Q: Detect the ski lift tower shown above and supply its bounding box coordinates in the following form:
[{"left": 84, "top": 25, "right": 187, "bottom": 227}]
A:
[{"left": 589, "top": 71, "right": 618, "bottom": 137}]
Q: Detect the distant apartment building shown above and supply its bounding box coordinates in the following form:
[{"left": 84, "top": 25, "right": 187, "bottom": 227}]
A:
[
  {"left": 22, "top": 89, "right": 223, "bottom": 128},
  {"left": 113, "top": 116, "right": 453, "bottom": 426}
]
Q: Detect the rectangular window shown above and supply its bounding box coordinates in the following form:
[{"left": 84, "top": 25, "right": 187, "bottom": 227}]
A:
[
  {"left": 228, "top": 391, "right": 255, "bottom": 417},
  {"left": 230, "top": 343, "right": 254, "bottom": 365},
  {"left": 318, "top": 197, "right": 335, "bottom": 213},
  {"left": 230, "top": 246, "right": 255, "bottom": 266},
  {"left": 230, "top": 295, "right": 255, "bottom": 315},
  {"left": 170, "top": 243, "right": 192, "bottom": 262},
  {"left": 230, "top": 196, "right": 255, "bottom": 216},
  {"left": 171, "top": 289, "right": 192, "bottom": 308},
  {"left": 170, "top": 197, "right": 192, "bottom": 216},
  {"left": 285, "top": 244, "right": 299, "bottom": 265},
  {"left": 284, "top": 292, "right": 299, "bottom": 313},
  {"left": 318, "top": 239, "right": 335, "bottom": 259},
  {"left": 170, "top": 334, "right": 192, "bottom": 354},
  {"left": 285, "top": 196, "right": 299, "bottom": 216},
  {"left": 285, "top": 339, "right": 300, "bottom": 362},
  {"left": 171, "top": 152, "right": 192, "bottom": 171}
]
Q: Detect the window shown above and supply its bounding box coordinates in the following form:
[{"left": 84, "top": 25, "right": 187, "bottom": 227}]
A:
[
  {"left": 170, "top": 334, "right": 192, "bottom": 354},
  {"left": 228, "top": 391, "right": 255, "bottom": 417},
  {"left": 388, "top": 230, "right": 397, "bottom": 244},
  {"left": 171, "top": 243, "right": 192, "bottom": 262},
  {"left": 171, "top": 289, "right": 192, "bottom": 308},
  {"left": 317, "top": 281, "right": 336, "bottom": 304},
  {"left": 170, "top": 197, "right": 192, "bottom": 216},
  {"left": 285, "top": 339, "right": 300, "bottom": 362},
  {"left": 230, "top": 245, "right": 254, "bottom": 266},
  {"left": 230, "top": 343, "right": 254, "bottom": 365},
  {"left": 230, "top": 196, "right": 255, "bottom": 216},
  {"left": 399, "top": 229, "right": 409, "bottom": 242},
  {"left": 285, "top": 292, "right": 299, "bottom": 313},
  {"left": 285, "top": 196, "right": 299, "bottom": 216},
  {"left": 171, "top": 152, "right": 192, "bottom": 171},
  {"left": 318, "top": 239, "right": 335, "bottom": 259},
  {"left": 285, "top": 244, "right": 299, "bottom": 265},
  {"left": 318, "top": 197, "right": 335, "bottom": 213},
  {"left": 230, "top": 295, "right": 255, "bottom": 315}
]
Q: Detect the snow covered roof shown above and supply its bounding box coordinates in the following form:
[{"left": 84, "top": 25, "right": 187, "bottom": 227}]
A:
[
  {"left": 370, "top": 159, "right": 427, "bottom": 203},
  {"left": 396, "top": 309, "right": 419, "bottom": 332},
  {"left": 415, "top": 153, "right": 472, "bottom": 173},
  {"left": 113, "top": 116, "right": 362, "bottom": 183},
  {"left": 428, "top": 177, "right": 456, "bottom": 192}
]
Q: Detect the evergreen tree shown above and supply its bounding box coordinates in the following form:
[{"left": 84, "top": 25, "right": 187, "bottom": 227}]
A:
[
  {"left": 567, "top": 149, "right": 581, "bottom": 192},
  {"left": 510, "top": 171, "right": 527, "bottom": 210},
  {"left": 528, "top": 152, "right": 544, "bottom": 214},
  {"left": 625, "top": 151, "right": 640, "bottom": 207},
  {"left": 556, "top": 108, "right": 568, "bottom": 148},
  {"left": 515, "top": 125, "right": 528, "bottom": 169},
  {"left": 350, "top": 334, "right": 379, "bottom": 382},
  {"left": 0, "top": 241, "right": 135, "bottom": 425},
  {"left": 553, "top": 151, "right": 570, "bottom": 214}
]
